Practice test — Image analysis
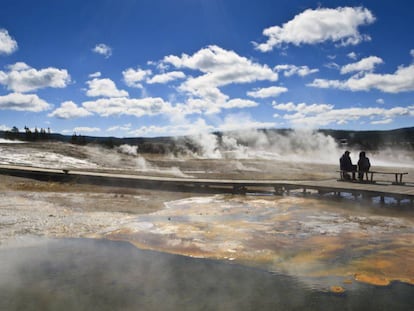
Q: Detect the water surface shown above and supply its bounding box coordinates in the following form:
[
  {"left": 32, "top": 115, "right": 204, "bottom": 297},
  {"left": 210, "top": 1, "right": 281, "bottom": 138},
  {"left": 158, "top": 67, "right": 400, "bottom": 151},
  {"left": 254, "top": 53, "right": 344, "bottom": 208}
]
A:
[{"left": 0, "top": 238, "right": 413, "bottom": 311}]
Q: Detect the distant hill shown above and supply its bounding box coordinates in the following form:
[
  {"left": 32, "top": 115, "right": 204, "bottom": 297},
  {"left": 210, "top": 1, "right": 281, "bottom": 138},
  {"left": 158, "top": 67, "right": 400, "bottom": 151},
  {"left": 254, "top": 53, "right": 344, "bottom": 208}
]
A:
[{"left": 1, "top": 127, "right": 413, "bottom": 154}]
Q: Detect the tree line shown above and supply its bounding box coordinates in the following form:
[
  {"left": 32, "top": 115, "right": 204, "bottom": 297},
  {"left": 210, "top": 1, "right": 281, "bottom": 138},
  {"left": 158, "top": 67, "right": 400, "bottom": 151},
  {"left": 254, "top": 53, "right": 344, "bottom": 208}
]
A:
[
  {"left": 4, "top": 126, "right": 93, "bottom": 146},
  {"left": 4, "top": 126, "right": 52, "bottom": 141}
]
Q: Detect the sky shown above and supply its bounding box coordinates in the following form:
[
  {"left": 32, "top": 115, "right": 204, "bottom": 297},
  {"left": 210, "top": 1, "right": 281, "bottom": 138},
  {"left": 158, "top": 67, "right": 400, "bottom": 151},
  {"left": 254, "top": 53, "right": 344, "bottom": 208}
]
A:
[{"left": 0, "top": 0, "right": 413, "bottom": 137}]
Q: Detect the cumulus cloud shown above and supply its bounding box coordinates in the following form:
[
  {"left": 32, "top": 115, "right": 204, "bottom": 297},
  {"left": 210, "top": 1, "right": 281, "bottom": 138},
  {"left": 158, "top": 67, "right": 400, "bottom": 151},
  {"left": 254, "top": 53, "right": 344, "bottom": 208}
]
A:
[
  {"left": 162, "top": 45, "right": 277, "bottom": 114},
  {"left": 82, "top": 96, "right": 172, "bottom": 117},
  {"left": 147, "top": 71, "right": 186, "bottom": 84},
  {"left": 247, "top": 86, "right": 288, "bottom": 98},
  {"left": 92, "top": 43, "right": 112, "bottom": 58},
  {"left": 340, "top": 56, "right": 383, "bottom": 74},
  {"left": 223, "top": 98, "right": 258, "bottom": 109},
  {"left": 164, "top": 45, "right": 277, "bottom": 86},
  {"left": 122, "top": 67, "right": 152, "bottom": 88},
  {"left": 173, "top": 96, "right": 259, "bottom": 116},
  {"left": 86, "top": 78, "right": 129, "bottom": 97},
  {"left": 308, "top": 64, "right": 414, "bottom": 93},
  {"left": 0, "top": 29, "right": 18, "bottom": 55},
  {"left": 411, "top": 49, "right": 414, "bottom": 58},
  {"left": 254, "top": 6, "right": 375, "bottom": 52},
  {"left": 7, "top": 62, "right": 30, "bottom": 71},
  {"left": 274, "top": 64, "right": 319, "bottom": 77},
  {"left": 273, "top": 101, "right": 414, "bottom": 127},
  {"left": 0, "top": 92, "right": 51, "bottom": 112},
  {"left": 0, "top": 62, "right": 71, "bottom": 92},
  {"left": 48, "top": 101, "right": 92, "bottom": 119}
]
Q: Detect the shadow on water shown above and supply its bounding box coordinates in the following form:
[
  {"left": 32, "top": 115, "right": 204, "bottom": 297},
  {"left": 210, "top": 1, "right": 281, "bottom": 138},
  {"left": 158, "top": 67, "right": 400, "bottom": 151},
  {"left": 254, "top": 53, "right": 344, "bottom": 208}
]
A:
[{"left": 0, "top": 238, "right": 413, "bottom": 311}]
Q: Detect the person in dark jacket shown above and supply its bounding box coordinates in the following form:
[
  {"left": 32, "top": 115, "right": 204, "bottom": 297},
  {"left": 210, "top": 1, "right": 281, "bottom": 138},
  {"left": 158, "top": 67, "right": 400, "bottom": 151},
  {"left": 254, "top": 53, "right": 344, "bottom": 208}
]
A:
[
  {"left": 340, "top": 150, "right": 357, "bottom": 180},
  {"left": 357, "top": 151, "right": 371, "bottom": 181}
]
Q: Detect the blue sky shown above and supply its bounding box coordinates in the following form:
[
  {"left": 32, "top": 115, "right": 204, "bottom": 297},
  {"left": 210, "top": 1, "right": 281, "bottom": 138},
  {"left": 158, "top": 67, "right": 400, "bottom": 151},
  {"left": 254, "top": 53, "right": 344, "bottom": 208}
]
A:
[{"left": 0, "top": 0, "right": 413, "bottom": 137}]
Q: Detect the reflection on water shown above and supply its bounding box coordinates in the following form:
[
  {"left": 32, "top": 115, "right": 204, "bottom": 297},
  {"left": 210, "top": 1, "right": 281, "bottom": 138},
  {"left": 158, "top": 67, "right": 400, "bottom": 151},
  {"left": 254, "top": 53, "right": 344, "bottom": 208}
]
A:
[{"left": 0, "top": 238, "right": 413, "bottom": 311}]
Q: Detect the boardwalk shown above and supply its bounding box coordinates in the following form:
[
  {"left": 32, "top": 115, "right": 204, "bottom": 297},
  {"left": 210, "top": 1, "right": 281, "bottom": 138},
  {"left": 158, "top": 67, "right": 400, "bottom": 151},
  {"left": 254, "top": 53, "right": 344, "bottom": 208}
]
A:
[{"left": 1, "top": 164, "right": 413, "bottom": 204}]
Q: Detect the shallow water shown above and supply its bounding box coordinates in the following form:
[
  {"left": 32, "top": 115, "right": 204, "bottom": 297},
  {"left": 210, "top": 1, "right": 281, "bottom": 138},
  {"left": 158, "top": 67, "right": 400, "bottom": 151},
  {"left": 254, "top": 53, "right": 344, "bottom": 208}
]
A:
[
  {"left": 0, "top": 238, "right": 413, "bottom": 311},
  {"left": 105, "top": 195, "right": 414, "bottom": 289}
]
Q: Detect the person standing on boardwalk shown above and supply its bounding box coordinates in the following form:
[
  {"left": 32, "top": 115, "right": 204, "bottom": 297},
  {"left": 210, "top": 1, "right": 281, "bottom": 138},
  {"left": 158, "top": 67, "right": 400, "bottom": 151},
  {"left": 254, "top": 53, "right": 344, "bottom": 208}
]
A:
[
  {"left": 357, "top": 151, "right": 371, "bottom": 181},
  {"left": 340, "top": 151, "right": 357, "bottom": 180}
]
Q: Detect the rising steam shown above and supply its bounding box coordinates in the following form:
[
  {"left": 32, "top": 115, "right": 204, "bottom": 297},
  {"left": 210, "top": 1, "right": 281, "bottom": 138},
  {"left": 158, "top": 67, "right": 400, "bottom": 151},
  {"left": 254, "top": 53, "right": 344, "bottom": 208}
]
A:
[
  {"left": 185, "top": 129, "right": 341, "bottom": 163},
  {"left": 183, "top": 129, "right": 413, "bottom": 167}
]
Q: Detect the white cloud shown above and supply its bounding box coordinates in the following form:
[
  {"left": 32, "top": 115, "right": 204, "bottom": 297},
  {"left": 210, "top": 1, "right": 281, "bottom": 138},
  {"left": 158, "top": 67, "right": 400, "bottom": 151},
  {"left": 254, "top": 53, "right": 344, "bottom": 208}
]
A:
[
  {"left": 340, "top": 56, "right": 383, "bottom": 74},
  {"left": 73, "top": 127, "right": 101, "bottom": 134},
  {"left": 411, "top": 49, "right": 414, "bottom": 58},
  {"left": 255, "top": 6, "right": 375, "bottom": 52},
  {"left": 172, "top": 96, "right": 259, "bottom": 116},
  {"left": 0, "top": 92, "right": 51, "bottom": 112},
  {"left": 247, "top": 86, "right": 288, "bottom": 98},
  {"left": 134, "top": 125, "right": 177, "bottom": 137},
  {"left": 224, "top": 98, "right": 258, "bottom": 109},
  {"left": 0, "top": 29, "right": 18, "bottom": 55},
  {"left": 92, "top": 43, "right": 112, "bottom": 58},
  {"left": 307, "top": 79, "right": 342, "bottom": 89},
  {"left": 82, "top": 96, "right": 172, "bottom": 117},
  {"left": 162, "top": 45, "right": 277, "bottom": 114},
  {"left": 324, "top": 62, "right": 340, "bottom": 70},
  {"left": 107, "top": 123, "right": 132, "bottom": 132},
  {"left": 130, "top": 118, "right": 214, "bottom": 137},
  {"left": 173, "top": 97, "right": 222, "bottom": 116},
  {"left": 122, "top": 68, "right": 152, "bottom": 88},
  {"left": 164, "top": 45, "right": 277, "bottom": 86},
  {"left": 273, "top": 102, "right": 333, "bottom": 114},
  {"left": 147, "top": 71, "right": 186, "bottom": 84},
  {"left": 274, "top": 64, "right": 319, "bottom": 77},
  {"left": 7, "top": 62, "right": 29, "bottom": 71},
  {"left": 371, "top": 118, "right": 392, "bottom": 125},
  {"left": 308, "top": 64, "right": 414, "bottom": 93},
  {"left": 217, "top": 113, "right": 277, "bottom": 132},
  {"left": 89, "top": 72, "right": 101, "bottom": 78},
  {"left": 376, "top": 98, "right": 385, "bottom": 104},
  {"left": 0, "top": 125, "right": 10, "bottom": 131},
  {"left": 86, "top": 78, "right": 129, "bottom": 97},
  {"left": 129, "top": 115, "right": 276, "bottom": 138},
  {"left": 273, "top": 101, "right": 414, "bottom": 128},
  {"left": 0, "top": 62, "right": 71, "bottom": 92},
  {"left": 129, "top": 124, "right": 175, "bottom": 137},
  {"left": 347, "top": 52, "right": 358, "bottom": 60},
  {"left": 48, "top": 101, "right": 92, "bottom": 119}
]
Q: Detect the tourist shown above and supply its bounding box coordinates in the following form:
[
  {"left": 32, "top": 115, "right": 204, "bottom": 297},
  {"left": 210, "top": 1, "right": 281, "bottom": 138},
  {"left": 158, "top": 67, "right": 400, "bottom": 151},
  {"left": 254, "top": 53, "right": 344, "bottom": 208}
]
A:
[
  {"left": 358, "top": 151, "right": 371, "bottom": 181},
  {"left": 340, "top": 151, "right": 357, "bottom": 180}
]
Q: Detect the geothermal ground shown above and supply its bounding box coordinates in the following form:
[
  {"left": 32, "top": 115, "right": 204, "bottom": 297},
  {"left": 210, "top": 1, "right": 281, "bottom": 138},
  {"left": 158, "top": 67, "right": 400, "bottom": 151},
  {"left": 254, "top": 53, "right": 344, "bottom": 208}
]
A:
[{"left": 1, "top": 140, "right": 414, "bottom": 292}]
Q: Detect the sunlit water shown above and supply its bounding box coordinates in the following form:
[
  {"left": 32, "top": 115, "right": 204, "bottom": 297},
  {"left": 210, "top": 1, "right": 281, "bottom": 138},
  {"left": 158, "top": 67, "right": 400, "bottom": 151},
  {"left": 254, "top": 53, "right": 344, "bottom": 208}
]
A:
[
  {"left": 0, "top": 238, "right": 413, "bottom": 311},
  {"left": 105, "top": 195, "right": 414, "bottom": 289}
]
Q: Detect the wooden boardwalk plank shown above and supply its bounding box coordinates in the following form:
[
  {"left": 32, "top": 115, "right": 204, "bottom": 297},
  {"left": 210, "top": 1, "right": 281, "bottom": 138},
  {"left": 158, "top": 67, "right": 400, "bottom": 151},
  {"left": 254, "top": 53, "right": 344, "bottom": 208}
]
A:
[{"left": 1, "top": 164, "right": 413, "bottom": 201}]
